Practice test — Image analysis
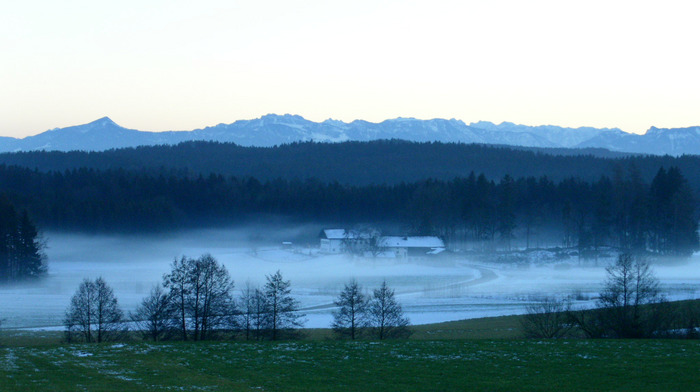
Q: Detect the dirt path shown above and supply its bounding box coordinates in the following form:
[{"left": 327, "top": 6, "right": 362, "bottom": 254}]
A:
[
  {"left": 417, "top": 265, "right": 498, "bottom": 293},
  {"left": 300, "top": 264, "right": 499, "bottom": 312}
]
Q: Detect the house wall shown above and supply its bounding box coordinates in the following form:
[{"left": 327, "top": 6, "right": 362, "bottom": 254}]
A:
[
  {"left": 392, "top": 247, "right": 407, "bottom": 258},
  {"left": 320, "top": 238, "right": 344, "bottom": 253}
]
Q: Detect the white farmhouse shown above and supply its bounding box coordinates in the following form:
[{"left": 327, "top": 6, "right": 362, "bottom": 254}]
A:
[
  {"left": 319, "top": 229, "right": 346, "bottom": 253},
  {"left": 319, "top": 229, "right": 372, "bottom": 254}
]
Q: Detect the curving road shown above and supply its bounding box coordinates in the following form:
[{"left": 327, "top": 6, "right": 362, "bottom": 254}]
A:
[{"left": 301, "top": 264, "right": 498, "bottom": 312}]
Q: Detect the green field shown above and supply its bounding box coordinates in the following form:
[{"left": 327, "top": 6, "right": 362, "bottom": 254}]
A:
[
  {"left": 2, "top": 337, "right": 699, "bottom": 391},
  {"left": 2, "top": 309, "right": 700, "bottom": 391}
]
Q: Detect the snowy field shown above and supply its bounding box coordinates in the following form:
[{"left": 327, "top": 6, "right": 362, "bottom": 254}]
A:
[{"left": 1, "top": 229, "right": 699, "bottom": 329}]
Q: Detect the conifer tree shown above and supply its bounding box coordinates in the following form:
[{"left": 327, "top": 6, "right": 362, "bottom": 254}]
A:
[
  {"left": 0, "top": 198, "right": 46, "bottom": 282},
  {"left": 263, "top": 270, "right": 305, "bottom": 340},
  {"left": 332, "top": 279, "right": 368, "bottom": 340},
  {"left": 367, "top": 280, "right": 411, "bottom": 340}
]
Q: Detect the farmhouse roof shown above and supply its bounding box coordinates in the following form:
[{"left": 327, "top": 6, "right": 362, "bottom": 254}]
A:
[
  {"left": 378, "top": 236, "right": 445, "bottom": 248},
  {"left": 321, "top": 229, "right": 347, "bottom": 239},
  {"left": 320, "top": 229, "right": 372, "bottom": 240}
]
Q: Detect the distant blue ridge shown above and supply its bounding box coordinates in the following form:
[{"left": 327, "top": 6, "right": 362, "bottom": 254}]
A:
[{"left": 1, "top": 114, "right": 698, "bottom": 156}]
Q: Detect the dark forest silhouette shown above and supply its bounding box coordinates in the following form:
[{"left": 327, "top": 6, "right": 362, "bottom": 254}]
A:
[
  {"left": 0, "top": 197, "right": 46, "bottom": 281},
  {"left": 0, "top": 164, "right": 696, "bottom": 257}
]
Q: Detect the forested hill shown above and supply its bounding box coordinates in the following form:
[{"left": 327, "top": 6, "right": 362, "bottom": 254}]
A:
[
  {"left": 0, "top": 162, "right": 697, "bottom": 256},
  {"left": 0, "top": 140, "right": 698, "bottom": 255},
  {"left": 1, "top": 140, "right": 699, "bottom": 190}
]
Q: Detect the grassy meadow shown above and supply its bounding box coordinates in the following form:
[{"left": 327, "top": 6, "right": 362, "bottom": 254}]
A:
[
  {"left": 2, "top": 338, "right": 699, "bottom": 391},
  {"left": 2, "top": 313, "right": 699, "bottom": 391}
]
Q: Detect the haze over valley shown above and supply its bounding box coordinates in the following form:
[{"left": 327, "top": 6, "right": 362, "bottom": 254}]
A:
[
  {"left": 3, "top": 2, "right": 700, "bottom": 389},
  {"left": 2, "top": 227, "right": 699, "bottom": 331},
  {"left": 1, "top": 137, "right": 698, "bottom": 332}
]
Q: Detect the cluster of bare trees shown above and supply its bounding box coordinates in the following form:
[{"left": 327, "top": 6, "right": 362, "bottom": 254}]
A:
[
  {"left": 64, "top": 254, "right": 305, "bottom": 342},
  {"left": 159, "top": 254, "right": 238, "bottom": 341},
  {"left": 237, "top": 271, "right": 305, "bottom": 341},
  {"left": 522, "top": 253, "right": 698, "bottom": 339},
  {"left": 63, "top": 254, "right": 413, "bottom": 343},
  {"left": 64, "top": 277, "right": 126, "bottom": 343},
  {"left": 332, "top": 279, "right": 411, "bottom": 340}
]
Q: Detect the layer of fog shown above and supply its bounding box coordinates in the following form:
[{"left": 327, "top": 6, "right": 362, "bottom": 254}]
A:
[{"left": 1, "top": 226, "right": 699, "bottom": 330}]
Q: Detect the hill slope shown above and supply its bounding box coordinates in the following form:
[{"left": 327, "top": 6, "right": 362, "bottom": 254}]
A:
[{"left": 2, "top": 140, "right": 699, "bottom": 188}]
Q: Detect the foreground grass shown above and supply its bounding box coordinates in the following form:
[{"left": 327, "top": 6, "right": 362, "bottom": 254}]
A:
[
  {"left": 2, "top": 303, "right": 699, "bottom": 391},
  {"left": 1, "top": 338, "right": 699, "bottom": 391},
  {"left": 0, "top": 314, "right": 524, "bottom": 348},
  {"left": 410, "top": 314, "right": 524, "bottom": 339}
]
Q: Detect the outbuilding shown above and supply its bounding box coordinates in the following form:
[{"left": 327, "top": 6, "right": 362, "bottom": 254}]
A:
[{"left": 377, "top": 236, "right": 446, "bottom": 258}]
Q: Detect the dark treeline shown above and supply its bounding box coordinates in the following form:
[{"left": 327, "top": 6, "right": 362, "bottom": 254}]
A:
[
  {"left": 2, "top": 140, "right": 700, "bottom": 191},
  {"left": 0, "top": 196, "right": 46, "bottom": 281},
  {"left": 0, "top": 163, "right": 697, "bottom": 256}
]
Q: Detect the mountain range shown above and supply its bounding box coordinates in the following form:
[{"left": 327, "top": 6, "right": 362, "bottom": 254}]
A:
[{"left": 1, "top": 114, "right": 699, "bottom": 156}]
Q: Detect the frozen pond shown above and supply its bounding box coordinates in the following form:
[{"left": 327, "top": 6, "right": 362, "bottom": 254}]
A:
[{"left": 1, "top": 229, "right": 699, "bottom": 329}]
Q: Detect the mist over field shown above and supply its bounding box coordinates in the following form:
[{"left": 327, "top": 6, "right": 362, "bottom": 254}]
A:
[{"left": 1, "top": 226, "right": 699, "bottom": 330}]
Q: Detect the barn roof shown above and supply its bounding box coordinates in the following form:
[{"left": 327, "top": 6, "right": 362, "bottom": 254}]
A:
[
  {"left": 378, "top": 236, "right": 445, "bottom": 248},
  {"left": 320, "top": 229, "right": 372, "bottom": 240},
  {"left": 321, "top": 229, "right": 347, "bottom": 239}
]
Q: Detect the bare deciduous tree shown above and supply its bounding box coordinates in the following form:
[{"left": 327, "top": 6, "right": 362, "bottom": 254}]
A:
[
  {"left": 567, "top": 307, "right": 606, "bottom": 339},
  {"left": 64, "top": 277, "right": 125, "bottom": 343},
  {"left": 252, "top": 288, "right": 268, "bottom": 340},
  {"left": 239, "top": 281, "right": 268, "bottom": 340},
  {"left": 130, "top": 284, "right": 174, "bottom": 341},
  {"left": 367, "top": 230, "right": 386, "bottom": 258},
  {"left": 332, "top": 279, "right": 368, "bottom": 339},
  {"left": 570, "top": 253, "right": 672, "bottom": 338},
  {"left": 189, "top": 254, "right": 237, "bottom": 340},
  {"left": 163, "top": 256, "right": 190, "bottom": 340},
  {"left": 162, "top": 254, "right": 237, "bottom": 341},
  {"left": 520, "top": 296, "right": 572, "bottom": 338},
  {"left": 597, "top": 253, "right": 667, "bottom": 338}
]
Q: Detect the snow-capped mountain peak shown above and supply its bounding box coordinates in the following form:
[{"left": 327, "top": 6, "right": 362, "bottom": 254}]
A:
[{"left": 1, "top": 114, "right": 698, "bottom": 156}]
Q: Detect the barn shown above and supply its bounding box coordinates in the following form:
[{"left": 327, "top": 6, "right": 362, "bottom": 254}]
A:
[
  {"left": 320, "top": 229, "right": 445, "bottom": 258},
  {"left": 377, "top": 236, "right": 446, "bottom": 258}
]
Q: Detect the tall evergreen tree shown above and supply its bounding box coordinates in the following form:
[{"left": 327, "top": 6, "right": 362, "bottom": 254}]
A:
[
  {"left": 16, "top": 210, "right": 46, "bottom": 278},
  {"left": 332, "top": 279, "right": 368, "bottom": 340},
  {"left": 263, "top": 270, "right": 305, "bottom": 340},
  {"left": 497, "top": 175, "right": 517, "bottom": 250},
  {"left": 649, "top": 167, "right": 699, "bottom": 256},
  {"left": 367, "top": 280, "right": 411, "bottom": 340},
  {"left": 0, "top": 198, "right": 46, "bottom": 282}
]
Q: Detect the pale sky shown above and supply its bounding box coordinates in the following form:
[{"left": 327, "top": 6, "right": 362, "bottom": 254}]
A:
[{"left": 2, "top": 0, "right": 699, "bottom": 138}]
